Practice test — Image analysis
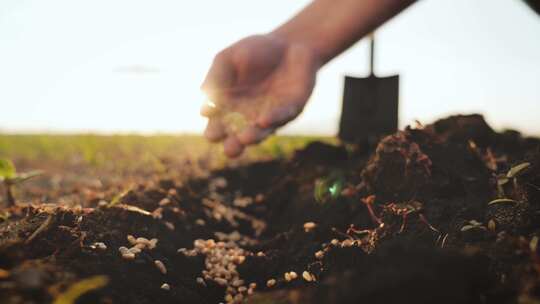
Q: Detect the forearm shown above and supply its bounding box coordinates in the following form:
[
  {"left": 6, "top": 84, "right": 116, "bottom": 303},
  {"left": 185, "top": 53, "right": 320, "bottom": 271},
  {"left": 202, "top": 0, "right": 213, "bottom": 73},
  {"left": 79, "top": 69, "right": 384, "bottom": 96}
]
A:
[{"left": 272, "top": 0, "right": 415, "bottom": 66}]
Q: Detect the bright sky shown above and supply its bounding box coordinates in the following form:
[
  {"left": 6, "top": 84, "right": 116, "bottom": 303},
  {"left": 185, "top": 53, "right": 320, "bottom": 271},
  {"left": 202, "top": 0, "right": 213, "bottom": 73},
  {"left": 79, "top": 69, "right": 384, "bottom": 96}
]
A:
[{"left": 1, "top": 0, "right": 539, "bottom": 135}]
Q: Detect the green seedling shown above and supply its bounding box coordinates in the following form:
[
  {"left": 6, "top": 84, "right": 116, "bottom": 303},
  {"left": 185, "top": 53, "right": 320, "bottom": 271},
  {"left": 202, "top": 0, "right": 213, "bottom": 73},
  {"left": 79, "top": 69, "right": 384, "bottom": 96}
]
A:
[
  {"left": 0, "top": 158, "right": 43, "bottom": 207},
  {"left": 53, "top": 275, "right": 109, "bottom": 304},
  {"left": 314, "top": 172, "right": 345, "bottom": 204},
  {"left": 494, "top": 162, "right": 531, "bottom": 201}
]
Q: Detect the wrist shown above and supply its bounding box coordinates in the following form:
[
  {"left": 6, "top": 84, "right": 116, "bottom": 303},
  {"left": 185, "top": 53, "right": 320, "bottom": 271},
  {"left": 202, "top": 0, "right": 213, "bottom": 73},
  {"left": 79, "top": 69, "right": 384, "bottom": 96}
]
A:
[{"left": 268, "top": 28, "right": 324, "bottom": 71}]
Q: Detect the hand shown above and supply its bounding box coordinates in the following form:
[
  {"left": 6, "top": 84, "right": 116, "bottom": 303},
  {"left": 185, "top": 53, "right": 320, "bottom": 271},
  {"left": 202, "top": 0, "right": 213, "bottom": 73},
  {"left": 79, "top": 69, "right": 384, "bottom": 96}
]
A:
[{"left": 200, "top": 34, "right": 320, "bottom": 158}]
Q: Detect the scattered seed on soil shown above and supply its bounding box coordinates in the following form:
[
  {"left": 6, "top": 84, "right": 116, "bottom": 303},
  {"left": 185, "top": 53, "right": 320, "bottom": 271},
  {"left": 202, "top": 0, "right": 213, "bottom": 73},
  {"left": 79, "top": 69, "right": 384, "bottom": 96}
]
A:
[
  {"left": 161, "top": 283, "right": 170, "bottom": 290},
  {"left": 266, "top": 279, "right": 276, "bottom": 288},
  {"left": 303, "top": 271, "right": 315, "bottom": 282},
  {"left": 154, "top": 260, "right": 167, "bottom": 274},
  {"left": 303, "top": 221, "right": 317, "bottom": 232}
]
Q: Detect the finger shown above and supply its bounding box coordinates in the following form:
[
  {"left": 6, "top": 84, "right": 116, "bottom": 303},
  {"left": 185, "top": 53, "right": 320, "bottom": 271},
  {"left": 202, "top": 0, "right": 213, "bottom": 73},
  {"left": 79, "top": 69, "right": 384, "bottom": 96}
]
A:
[
  {"left": 237, "top": 125, "right": 274, "bottom": 145},
  {"left": 201, "top": 50, "right": 237, "bottom": 103},
  {"left": 223, "top": 135, "right": 244, "bottom": 158},
  {"left": 204, "top": 118, "right": 227, "bottom": 142},
  {"left": 256, "top": 103, "right": 301, "bottom": 129}
]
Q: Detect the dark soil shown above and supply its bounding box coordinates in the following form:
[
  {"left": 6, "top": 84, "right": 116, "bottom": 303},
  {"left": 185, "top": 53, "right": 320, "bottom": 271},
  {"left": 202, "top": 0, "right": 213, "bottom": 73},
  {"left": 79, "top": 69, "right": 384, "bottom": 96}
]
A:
[{"left": 1, "top": 114, "right": 540, "bottom": 304}]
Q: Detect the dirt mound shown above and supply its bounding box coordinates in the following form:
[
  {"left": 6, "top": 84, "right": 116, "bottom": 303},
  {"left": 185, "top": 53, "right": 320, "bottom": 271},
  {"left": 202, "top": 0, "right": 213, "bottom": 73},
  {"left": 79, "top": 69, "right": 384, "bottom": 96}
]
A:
[{"left": 1, "top": 114, "right": 540, "bottom": 304}]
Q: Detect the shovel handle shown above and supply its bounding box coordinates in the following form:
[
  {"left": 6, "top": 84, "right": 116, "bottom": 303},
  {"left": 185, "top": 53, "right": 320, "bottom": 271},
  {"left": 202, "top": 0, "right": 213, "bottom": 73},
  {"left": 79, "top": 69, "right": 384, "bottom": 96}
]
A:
[{"left": 369, "top": 33, "right": 375, "bottom": 76}]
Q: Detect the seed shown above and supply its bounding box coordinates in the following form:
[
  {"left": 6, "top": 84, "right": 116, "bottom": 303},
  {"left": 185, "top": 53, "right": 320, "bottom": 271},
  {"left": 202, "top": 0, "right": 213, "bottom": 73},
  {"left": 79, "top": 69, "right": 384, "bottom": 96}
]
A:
[
  {"left": 315, "top": 250, "right": 324, "bottom": 259},
  {"left": 122, "top": 252, "right": 135, "bottom": 260},
  {"left": 234, "top": 294, "right": 244, "bottom": 302},
  {"left": 488, "top": 219, "right": 496, "bottom": 231},
  {"left": 154, "top": 260, "right": 167, "bottom": 274},
  {"left": 92, "top": 242, "right": 107, "bottom": 251},
  {"left": 127, "top": 235, "right": 137, "bottom": 245},
  {"left": 303, "top": 222, "right": 317, "bottom": 232},
  {"left": 289, "top": 271, "right": 298, "bottom": 279},
  {"left": 234, "top": 255, "right": 245, "bottom": 264},
  {"left": 225, "top": 294, "right": 234, "bottom": 302},
  {"left": 238, "top": 286, "right": 247, "bottom": 293},
  {"left": 118, "top": 246, "right": 130, "bottom": 254},
  {"left": 256, "top": 251, "right": 265, "bottom": 257},
  {"left": 129, "top": 247, "right": 141, "bottom": 254},
  {"left": 266, "top": 279, "right": 276, "bottom": 287},
  {"left": 331, "top": 239, "right": 339, "bottom": 246},
  {"left": 249, "top": 282, "right": 256, "bottom": 289},
  {"left": 159, "top": 198, "right": 171, "bottom": 206},
  {"left": 164, "top": 221, "right": 175, "bottom": 231},
  {"left": 530, "top": 236, "right": 539, "bottom": 252},
  {"left": 161, "top": 283, "right": 170, "bottom": 290},
  {"left": 195, "top": 219, "right": 206, "bottom": 226},
  {"left": 232, "top": 279, "right": 244, "bottom": 287},
  {"left": 302, "top": 271, "right": 315, "bottom": 282},
  {"left": 214, "top": 277, "right": 228, "bottom": 286},
  {"left": 342, "top": 239, "right": 353, "bottom": 247},
  {"left": 148, "top": 238, "right": 158, "bottom": 249},
  {"left": 196, "top": 277, "right": 206, "bottom": 286},
  {"left": 136, "top": 237, "right": 150, "bottom": 245}
]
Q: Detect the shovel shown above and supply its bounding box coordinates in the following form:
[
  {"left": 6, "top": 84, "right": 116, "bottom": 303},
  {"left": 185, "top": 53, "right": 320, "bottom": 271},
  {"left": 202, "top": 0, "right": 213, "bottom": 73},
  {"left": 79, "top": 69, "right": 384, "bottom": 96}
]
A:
[{"left": 338, "top": 34, "right": 399, "bottom": 144}]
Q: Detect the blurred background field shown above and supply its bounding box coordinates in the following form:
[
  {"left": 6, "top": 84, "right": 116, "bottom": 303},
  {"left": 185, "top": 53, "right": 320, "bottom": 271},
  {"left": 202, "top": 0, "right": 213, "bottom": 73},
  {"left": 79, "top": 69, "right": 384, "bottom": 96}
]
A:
[{"left": 0, "top": 134, "right": 331, "bottom": 207}]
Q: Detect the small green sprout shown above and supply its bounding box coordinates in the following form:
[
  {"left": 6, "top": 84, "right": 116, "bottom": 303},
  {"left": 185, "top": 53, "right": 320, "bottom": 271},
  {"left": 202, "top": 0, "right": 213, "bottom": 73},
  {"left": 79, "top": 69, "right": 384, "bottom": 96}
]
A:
[
  {"left": 53, "top": 275, "right": 109, "bottom": 304},
  {"left": 0, "top": 158, "right": 43, "bottom": 207},
  {"left": 314, "top": 172, "right": 345, "bottom": 204}
]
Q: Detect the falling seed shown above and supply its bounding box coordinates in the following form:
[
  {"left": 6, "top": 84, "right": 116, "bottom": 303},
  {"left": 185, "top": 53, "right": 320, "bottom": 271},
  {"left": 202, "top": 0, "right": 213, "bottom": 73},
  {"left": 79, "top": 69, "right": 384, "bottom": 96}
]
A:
[
  {"left": 154, "top": 260, "right": 167, "bottom": 274},
  {"left": 303, "top": 222, "right": 317, "bottom": 232},
  {"left": 289, "top": 271, "right": 298, "bottom": 280},
  {"left": 315, "top": 250, "right": 324, "bottom": 259},
  {"left": 161, "top": 283, "right": 170, "bottom": 290},
  {"left": 266, "top": 279, "right": 276, "bottom": 287},
  {"left": 302, "top": 271, "right": 314, "bottom": 282}
]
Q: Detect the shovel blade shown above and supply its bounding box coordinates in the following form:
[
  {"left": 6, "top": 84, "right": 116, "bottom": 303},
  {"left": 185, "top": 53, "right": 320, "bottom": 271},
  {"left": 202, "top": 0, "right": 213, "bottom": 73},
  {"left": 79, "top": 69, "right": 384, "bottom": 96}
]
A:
[{"left": 338, "top": 75, "right": 399, "bottom": 143}]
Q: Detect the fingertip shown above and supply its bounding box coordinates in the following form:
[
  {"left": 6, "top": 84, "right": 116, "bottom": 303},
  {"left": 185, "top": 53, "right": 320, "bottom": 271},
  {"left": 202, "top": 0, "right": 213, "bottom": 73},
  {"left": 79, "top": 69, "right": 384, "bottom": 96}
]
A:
[
  {"left": 256, "top": 105, "right": 299, "bottom": 129},
  {"left": 237, "top": 126, "right": 273, "bottom": 145},
  {"left": 223, "top": 135, "right": 244, "bottom": 158},
  {"left": 204, "top": 119, "right": 226, "bottom": 142}
]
